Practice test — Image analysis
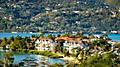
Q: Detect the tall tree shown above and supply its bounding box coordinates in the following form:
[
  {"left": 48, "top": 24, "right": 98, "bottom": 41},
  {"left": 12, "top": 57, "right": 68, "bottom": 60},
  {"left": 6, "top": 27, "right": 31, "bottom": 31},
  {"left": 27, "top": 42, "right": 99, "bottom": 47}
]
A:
[{"left": 1, "top": 37, "right": 8, "bottom": 50}]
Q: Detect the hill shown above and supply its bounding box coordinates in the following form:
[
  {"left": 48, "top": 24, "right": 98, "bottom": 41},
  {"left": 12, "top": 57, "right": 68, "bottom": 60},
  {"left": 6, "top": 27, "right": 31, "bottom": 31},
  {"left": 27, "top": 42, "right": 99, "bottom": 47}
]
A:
[{"left": 0, "top": 0, "right": 120, "bottom": 33}]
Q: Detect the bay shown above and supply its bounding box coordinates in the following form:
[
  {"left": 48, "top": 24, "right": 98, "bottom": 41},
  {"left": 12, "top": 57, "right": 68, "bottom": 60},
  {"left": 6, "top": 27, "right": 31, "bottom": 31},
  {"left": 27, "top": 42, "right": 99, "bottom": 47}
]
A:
[
  {"left": 0, "top": 50, "right": 65, "bottom": 66},
  {"left": 0, "top": 33, "right": 120, "bottom": 42}
]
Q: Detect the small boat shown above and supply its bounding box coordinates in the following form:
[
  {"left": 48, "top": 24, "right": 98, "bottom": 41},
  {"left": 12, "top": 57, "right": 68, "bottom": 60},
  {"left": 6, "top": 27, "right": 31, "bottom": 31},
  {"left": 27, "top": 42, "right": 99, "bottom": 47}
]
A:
[
  {"left": 23, "top": 57, "right": 38, "bottom": 61},
  {"left": 19, "top": 57, "right": 39, "bottom": 67},
  {"left": 11, "top": 32, "right": 17, "bottom": 33}
]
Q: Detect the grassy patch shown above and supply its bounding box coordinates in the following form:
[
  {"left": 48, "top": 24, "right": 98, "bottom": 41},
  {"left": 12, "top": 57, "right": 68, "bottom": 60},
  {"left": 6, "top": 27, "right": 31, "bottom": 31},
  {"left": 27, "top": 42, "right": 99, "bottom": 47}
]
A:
[{"left": 18, "top": 49, "right": 62, "bottom": 58}]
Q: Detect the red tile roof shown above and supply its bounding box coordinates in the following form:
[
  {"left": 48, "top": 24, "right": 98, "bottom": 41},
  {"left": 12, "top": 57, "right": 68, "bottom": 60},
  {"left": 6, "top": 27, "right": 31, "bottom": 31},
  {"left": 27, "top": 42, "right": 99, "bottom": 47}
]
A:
[{"left": 55, "top": 37, "right": 81, "bottom": 42}]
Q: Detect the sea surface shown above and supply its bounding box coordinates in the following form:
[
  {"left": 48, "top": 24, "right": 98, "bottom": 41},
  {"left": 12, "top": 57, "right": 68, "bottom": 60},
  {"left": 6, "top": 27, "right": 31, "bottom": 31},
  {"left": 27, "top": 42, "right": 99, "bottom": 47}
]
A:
[
  {"left": 0, "top": 50, "right": 65, "bottom": 66},
  {"left": 0, "top": 33, "right": 120, "bottom": 42}
]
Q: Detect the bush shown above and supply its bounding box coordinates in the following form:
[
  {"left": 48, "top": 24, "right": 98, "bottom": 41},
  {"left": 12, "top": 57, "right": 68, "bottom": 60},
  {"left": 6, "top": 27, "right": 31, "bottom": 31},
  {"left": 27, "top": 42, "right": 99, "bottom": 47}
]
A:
[
  {"left": 18, "top": 50, "right": 61, "bottom": 58},
  {"left": 49, "top": 63, "right": 64, "bottom": 67},
  {"left": 50, "top": 54, "right": 60, "bottom": 58}
]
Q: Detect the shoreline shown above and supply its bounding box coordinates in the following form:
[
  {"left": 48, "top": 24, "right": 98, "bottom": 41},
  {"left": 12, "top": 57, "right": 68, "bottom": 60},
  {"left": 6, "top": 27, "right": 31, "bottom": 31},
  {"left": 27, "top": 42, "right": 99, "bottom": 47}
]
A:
[
  {"left": 56, "top": 53, "right": 79, "bottom": 63},
  {"left": 0, "top": 33, "right": 120, "bottom": 42},
  {"left": 60, "top": 56, "right": 79, "bottom": 64}
]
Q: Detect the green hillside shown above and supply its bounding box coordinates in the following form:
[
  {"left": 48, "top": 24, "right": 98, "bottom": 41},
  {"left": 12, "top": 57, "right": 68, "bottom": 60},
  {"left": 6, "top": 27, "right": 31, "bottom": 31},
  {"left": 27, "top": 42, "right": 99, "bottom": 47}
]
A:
[{"left": 0, "top": 0, "right": 120, "bottom": 33}]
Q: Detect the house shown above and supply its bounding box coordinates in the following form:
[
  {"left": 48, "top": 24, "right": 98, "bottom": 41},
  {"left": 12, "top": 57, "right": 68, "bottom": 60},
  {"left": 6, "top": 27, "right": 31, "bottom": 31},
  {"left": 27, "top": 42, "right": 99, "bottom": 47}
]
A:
[
  {"left": 55, "top": 37, "right": 86, "bottom": 53},
  {"left": 63, "top": 39, "right": 81, "bottom": 53},
  {"left": 35, "top": 38, "right": 56, "bottom": 51}
]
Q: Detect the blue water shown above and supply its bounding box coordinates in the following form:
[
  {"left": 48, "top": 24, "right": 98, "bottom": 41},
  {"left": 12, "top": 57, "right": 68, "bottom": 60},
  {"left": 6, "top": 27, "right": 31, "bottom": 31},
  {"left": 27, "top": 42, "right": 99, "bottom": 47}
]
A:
[
  {"left": 0, "top": 50, "right": 65, "bottom": 65},
  {"left": 84, "top": 34, "right": 120, "bottom": 42},
  {"left": 13, "top": 54, "right": 64, "bottom": 64},
  {"left": 108, "top": 34, "right": 120, "bottom": 42},
  {"left": 0, "top": 33, "right": 120, "bottom": 42},
  {"left": 0, "top": 32, "right": 61, "bottom": 38},
  {"left": 0, "top": 33, "right": 35, "bottom": 38}
]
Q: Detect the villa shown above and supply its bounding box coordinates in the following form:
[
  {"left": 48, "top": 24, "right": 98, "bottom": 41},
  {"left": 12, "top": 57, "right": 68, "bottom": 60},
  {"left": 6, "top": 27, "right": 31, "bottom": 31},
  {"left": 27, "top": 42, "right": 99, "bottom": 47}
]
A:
[
  {"left": 35, "top": 38, "right": 55, "bottom": 51},
  {"left": 63, "top": 39, "right": 81, "bottom": 53},
  {"left": 55, "top": 37, "right": 88, "bottom": 53}
]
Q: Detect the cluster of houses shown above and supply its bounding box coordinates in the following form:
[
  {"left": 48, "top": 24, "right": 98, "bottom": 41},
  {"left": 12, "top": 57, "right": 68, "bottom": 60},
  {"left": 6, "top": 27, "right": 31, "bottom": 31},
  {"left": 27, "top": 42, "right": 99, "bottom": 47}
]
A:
[
  {"left": 34, "top": 34, "right": 120, "bottom": 55},
  {"left": 0, "top": 34, "right": 120, "bottom": 56},
  {"left": 34, "top": 36, "right": 92, "bottom": 53}
]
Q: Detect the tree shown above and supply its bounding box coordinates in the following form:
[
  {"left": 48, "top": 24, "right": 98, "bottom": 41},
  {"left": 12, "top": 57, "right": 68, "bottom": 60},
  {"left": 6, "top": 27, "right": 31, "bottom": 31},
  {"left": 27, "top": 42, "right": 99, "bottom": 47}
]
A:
[
  {"left": 75, "top": 32, "right": 83, "bottom": 38},
  {"left": 39, "top": 33, "right": 45, "bottom": 38},
  {"left": 24, "top": 37, "right": 35, "bottom": 49},
  {"left": 47, "top": 34, "right": 55, "bottom": 40},
  {"left": 54, "top": 45, "right": 62, "bottom": 53},
  {"left": 32, "top": 35, "right": 36, "bottom": 38},
  {"left": 88, "top": 32, "right": 93, "bottom": 36},
  {"left": 79, "top": 53, "right": 117, "bottom": 67},
  {"left": 63, "top": 49, "right": 70, "bottom": 57},
  {"left": 10, "top": 36, "right": 27, "bottom": 50},
  {"left": 1, "top": 37, "right": 8, "bottom": 50},
  {"left": 101, "top": 33, "right": 109, "bottom": 40},
  {"left": 105, "top": 0, "right": 120, "bottom": 7},
  {"left": 77, "top": 49, "right": 88, "bottom": 63},
  {"left": 71, "top": 47, "right": 80, "bottom": 58},
  {"left": 1, "top": 52, "right": 14, "bottom": 67},
  {"left": 9, "top": 36, "right": 14, "bottom": 42},
  {"left": 61, "top": 33, "right": 73, "bottom": 37}
]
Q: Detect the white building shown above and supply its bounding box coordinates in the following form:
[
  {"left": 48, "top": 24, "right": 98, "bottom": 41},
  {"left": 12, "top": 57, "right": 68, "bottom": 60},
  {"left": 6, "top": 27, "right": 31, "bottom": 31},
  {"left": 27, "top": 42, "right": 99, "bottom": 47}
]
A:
[
  {"left": 35, "top": 38, "right": 55, "bottom": 51},
  {"left": 55, "top": 37, "right": 85, "bottom": 53}
]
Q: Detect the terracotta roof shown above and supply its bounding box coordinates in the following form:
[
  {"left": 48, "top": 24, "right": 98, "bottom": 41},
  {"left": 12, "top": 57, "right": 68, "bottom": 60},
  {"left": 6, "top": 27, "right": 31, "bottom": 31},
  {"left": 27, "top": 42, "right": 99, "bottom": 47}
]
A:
[
  {"left": 55, "top": 37, "right": 81, "bottom": 42},
  {"left": 55, "top": 37, "right": 72, "bottom": 41},
  {"left": 39, "top": 38, "right": 53, "bottom": 41}
]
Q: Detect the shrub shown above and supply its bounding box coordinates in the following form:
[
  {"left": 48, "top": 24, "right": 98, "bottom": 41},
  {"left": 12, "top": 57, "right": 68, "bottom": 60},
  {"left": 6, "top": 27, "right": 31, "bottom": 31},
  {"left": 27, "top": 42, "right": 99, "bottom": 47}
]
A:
[{"left": 18, "top": 50, "right": 61, "bottom": 58}]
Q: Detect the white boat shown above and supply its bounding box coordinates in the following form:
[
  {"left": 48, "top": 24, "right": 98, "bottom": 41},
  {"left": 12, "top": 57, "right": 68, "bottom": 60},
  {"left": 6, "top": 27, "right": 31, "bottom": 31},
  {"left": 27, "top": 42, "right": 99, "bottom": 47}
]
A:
[{"left": 11, "top": 32, "right": 17, "bottom": 33}]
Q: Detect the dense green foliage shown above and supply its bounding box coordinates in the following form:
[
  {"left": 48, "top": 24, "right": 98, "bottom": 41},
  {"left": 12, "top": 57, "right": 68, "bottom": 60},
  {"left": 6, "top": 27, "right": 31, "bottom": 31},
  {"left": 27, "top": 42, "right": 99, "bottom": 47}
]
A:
[
  {"left": 50, "top": 53, "right": 118, "bottom": 67},
  {"left": 49, "top": 63, "right": 64, "bottom": 67},
  {"left": 0, "top": 36, "right": 35, "bottom": 50},
  {"left": 0, "top": 52, "right": 14, "bottom": 67},
  {"left": 0, "top": 0, "right": 120, "bottom": 32},
  {"left": 18, "top": 49, "right": 62, "bottom": 58},
  {"left": 79, "top": 53, "right": 117, "bottom": 67}
]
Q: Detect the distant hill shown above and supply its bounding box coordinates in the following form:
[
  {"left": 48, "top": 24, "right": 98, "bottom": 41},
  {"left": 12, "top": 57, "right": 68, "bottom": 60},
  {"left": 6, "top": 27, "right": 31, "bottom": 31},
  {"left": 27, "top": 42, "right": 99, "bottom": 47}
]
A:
[
  {"left": 0, "top": 0, "right": 120, "bottom": 33},
  {"left": 105, "top": 0, "right": 120, "bottom": 6}
]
